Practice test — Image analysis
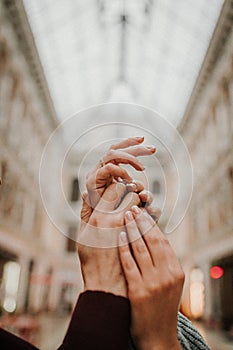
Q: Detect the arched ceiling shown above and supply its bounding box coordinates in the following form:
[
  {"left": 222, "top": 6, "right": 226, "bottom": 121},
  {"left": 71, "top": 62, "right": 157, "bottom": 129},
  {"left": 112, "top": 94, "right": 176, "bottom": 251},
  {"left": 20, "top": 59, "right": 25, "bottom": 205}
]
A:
[{"left": 22, "top": 0, "right": 223, "bottom": 126}]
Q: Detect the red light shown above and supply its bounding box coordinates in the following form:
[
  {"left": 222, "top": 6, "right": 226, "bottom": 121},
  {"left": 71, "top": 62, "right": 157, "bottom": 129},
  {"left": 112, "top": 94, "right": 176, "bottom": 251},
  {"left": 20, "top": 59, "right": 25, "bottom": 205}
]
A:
[{"left": 210, "top": 266, "right": 224, "bottom": 279}]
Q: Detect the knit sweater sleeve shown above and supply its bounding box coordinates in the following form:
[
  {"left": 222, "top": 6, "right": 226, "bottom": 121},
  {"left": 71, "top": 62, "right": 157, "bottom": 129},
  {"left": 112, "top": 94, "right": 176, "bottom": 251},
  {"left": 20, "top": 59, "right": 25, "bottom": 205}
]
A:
[{"left": 177, "top": 312, "right": 211, "bottom": 350}]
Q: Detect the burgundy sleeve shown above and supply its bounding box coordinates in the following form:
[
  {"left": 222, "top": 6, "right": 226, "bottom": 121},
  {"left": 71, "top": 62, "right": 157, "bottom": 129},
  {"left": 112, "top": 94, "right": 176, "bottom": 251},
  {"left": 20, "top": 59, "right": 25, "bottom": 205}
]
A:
[
  {"left": 0, "top": 328, "right": 39, "bottom": 350},
  {"left": 58, "top": 290, "right": 131, "bottom": 350}
]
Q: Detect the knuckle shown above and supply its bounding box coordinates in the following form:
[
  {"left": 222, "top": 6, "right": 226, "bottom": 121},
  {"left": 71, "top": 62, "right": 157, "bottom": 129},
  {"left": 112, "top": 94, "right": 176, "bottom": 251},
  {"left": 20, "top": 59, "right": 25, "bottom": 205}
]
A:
[
  {"left": 147, "top": 232, "right": 160, "bottom": 245},
  {"left": 123, "top": 258, "right": 135, "bottom": 271},
  {"left": 135, "top": 241, "right": 146, "bottom": 254},
  {"left": 130, "top": 289, "right": 146, "bottom": 303},
  {"left": 105, "top": 163, "right": 112, "bottom": 171},
  {"left": 162, "top": 278, "right": 175, "bottom": 290},
  {"left": 147, "top": 281, "right": 157, "bottom": 293}
]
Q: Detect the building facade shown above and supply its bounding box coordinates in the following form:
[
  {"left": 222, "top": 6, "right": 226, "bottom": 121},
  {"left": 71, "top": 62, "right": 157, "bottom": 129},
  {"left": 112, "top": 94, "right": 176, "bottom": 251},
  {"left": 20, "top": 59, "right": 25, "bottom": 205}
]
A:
[
  {"left": 172, "top": 0, "right": 233, "bottom": 331},
  {"left": 0, "top": 0, "right": 82, "bottom": 315}
]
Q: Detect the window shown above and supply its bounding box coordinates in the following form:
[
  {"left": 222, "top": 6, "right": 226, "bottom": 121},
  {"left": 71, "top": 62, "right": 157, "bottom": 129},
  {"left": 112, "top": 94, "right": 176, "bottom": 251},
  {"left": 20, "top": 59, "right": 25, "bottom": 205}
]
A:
[
  {"left": 70, "top": 178, "right": 80, "bottom": 202},
  {"left": 66, "top": 226, "right": 77, "bottom": 252},
  {"left": 152, "top": 180, "right": 160, "bottom": 194}
]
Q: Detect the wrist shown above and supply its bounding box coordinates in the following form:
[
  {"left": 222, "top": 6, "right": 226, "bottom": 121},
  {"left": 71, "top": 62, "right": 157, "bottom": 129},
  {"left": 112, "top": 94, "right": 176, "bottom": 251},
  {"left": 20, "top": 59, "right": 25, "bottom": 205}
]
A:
[{"left": 84, "top": 278, "right": 127, "bottom": 297}]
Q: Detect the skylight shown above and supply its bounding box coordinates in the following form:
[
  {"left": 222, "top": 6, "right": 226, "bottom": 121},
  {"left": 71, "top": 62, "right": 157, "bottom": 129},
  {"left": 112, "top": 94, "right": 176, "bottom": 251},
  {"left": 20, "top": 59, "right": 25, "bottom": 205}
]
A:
[{"left": 23, "top": 0, "right": 223, "bottom": 125}]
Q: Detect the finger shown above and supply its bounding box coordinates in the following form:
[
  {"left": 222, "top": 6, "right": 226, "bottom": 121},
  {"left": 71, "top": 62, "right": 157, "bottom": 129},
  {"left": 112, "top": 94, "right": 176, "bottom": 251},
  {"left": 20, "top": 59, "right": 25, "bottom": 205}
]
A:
[
  {"left": 131, "top": 206, "right": 167, "bottom": 266},
  {"left": 95, "top": 182, "right": 126, "bottom": 212},
  {"left": 124, "top": 211, "right": 153, "bottom": 275},
  {"left": 87, "top": 163, "right": 132, "bottom": 207},
  {"left": 119, "top": 179, "right": 145, "bottom": 193},
  {"left": 145, "top": 206, "right": 161, "bottom": 222},
  {"left": 118, "top": 232, "right": 142, "bottom": 286},
  {"left": 163, "top": 237, "right": 183, "bottom": 273},
  {"left": 125, "top": 183, "right": 137, "bottom": 192},
  {"left": 115, "top": 192, "right": 140, "bottom": 215},
  {"left": 138, "top": 190, "right": 154, "bottom": 206},
  {"left": 132, "top": 205, "right": 162, "bottom": 237},
  {"left": 89, "top": 163, "right": 132, "bottom": 188},
  {"left": 103, "top": 150, "right": 145, "bottom": 171},
  {"left": 119, "top": 145, "right": 156, "bottom": 157},
  {"left": 132, "top": 179, "right": 144, "bottom": 193},
  {"left": 80, "top": 192, "right": 93, "bottom": 230},
  {"left": 125, "top": 179, "right": 144, "bottom": 193},
  {"left": 110, "top": 136, "right": 144, "bottom": 150}
]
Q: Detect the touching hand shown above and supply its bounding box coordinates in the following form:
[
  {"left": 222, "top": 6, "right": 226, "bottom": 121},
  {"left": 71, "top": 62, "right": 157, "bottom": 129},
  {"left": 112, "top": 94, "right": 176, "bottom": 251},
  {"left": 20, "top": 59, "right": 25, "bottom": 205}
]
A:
[
  {"left": 77, "top": 182, "right": 140, "bottom": 297},
  {"left": 86, "top": 136, "right": 156, "bottom": 208},
  {"left": 119, "top": 207, "right": 184, "bottom": 350}
]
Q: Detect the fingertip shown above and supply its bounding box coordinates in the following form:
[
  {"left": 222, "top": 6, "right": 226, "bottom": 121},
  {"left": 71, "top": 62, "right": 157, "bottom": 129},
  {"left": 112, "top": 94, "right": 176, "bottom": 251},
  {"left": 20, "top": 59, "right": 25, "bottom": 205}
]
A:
[
  {"left": 125, "top": 210, "right": 133, "bottom": 221},
  {"left": 126, "top": 183, "right": 137, "bottom": 192},
  {"left": 146, "top": 146, "right": 156, "bottom": 154},
  {"left": 138, "top": 190, "right": 147, "bottom": 201},
  {"left": 131, "top": 205, "right": 141, "bottom": 215},
  {"left": 135, "top": 136, "right": 144, "bottom": 143}
]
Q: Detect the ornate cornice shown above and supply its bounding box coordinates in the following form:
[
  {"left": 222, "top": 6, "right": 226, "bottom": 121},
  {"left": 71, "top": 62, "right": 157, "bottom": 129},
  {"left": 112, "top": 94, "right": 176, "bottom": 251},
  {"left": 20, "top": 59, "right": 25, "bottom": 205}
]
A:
[{"left": 2, "top": 0, "right": 58, "bottom": 128}]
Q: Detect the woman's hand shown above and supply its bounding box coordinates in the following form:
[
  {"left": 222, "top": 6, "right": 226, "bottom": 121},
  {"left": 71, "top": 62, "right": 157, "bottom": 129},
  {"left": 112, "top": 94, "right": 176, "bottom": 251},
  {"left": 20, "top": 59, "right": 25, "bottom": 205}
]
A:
[
  {"left": 119, "top": 207, "right": 184, "bottom": 350},
  {"left": 86, "top": 136, "right": 156, "bottom": 208},
  {"left": 77, "top": 182, "right": 141, "bottom": 297}
]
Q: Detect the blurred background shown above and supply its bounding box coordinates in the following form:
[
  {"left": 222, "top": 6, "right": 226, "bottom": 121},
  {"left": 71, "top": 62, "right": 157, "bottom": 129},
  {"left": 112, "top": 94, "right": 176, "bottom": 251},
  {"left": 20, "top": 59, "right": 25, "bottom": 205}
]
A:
[{"left": 0, "top": 0, "right": 232, "bottom": 349}]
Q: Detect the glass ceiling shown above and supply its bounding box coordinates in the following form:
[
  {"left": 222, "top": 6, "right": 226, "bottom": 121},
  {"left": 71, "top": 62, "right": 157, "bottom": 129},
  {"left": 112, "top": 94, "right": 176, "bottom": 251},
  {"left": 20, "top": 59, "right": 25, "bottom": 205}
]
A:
[{"left": 23, "top": 0, "right": 223, "bottom": 125}]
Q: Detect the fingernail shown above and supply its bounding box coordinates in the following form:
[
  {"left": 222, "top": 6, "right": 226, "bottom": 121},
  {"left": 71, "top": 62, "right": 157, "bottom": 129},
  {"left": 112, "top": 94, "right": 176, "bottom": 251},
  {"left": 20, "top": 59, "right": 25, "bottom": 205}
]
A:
[
  {"left": 147, "top": 145, "right": 156, "bottom": 152},
  {"left": 120, "top": 231, "right": 128, "bottom": 243},
  {"left": 136, "top": 136, "right": 144, "bottom": 140},
  {"left": 132, "top": 205, "right": 140, "bottom": 214},
  {"left": 126, "top": 183, "right": 137, "bottom": 192},
  {"left": 125, "top": 211, "right": 133, "bottom": 220}
]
